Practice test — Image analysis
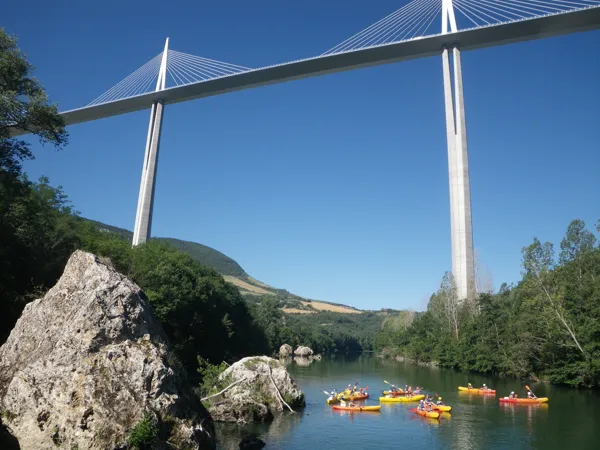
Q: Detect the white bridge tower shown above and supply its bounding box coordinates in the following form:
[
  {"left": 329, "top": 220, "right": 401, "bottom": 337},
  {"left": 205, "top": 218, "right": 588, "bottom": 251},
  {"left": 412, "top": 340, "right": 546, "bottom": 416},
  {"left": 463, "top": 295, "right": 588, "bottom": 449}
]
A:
[
  {"left": 132, "top": 38, "right": 169, "bottom": 246},
  {"left": 441, "top": 0, "right": 475, "bottom": 300}
]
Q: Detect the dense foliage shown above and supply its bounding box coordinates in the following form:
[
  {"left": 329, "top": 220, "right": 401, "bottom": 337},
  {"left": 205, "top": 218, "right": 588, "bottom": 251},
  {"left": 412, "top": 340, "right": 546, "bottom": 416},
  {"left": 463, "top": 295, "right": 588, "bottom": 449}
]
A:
[
  {"left": 1, "top": 27, "right": 70, "bottom": 344},
  {"left": 376, "top": 219, "right": 600, "bottom": 387},
  {"left": 248, "top": 296, "right": 384, "bottom": 354}
]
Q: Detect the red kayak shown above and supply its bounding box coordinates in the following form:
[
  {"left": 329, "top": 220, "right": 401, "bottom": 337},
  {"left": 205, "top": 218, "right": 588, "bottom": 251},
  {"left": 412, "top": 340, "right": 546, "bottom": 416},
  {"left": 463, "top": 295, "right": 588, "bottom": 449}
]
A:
[{"left": 332, "top": 405, "right": 381, "bottom": 412}]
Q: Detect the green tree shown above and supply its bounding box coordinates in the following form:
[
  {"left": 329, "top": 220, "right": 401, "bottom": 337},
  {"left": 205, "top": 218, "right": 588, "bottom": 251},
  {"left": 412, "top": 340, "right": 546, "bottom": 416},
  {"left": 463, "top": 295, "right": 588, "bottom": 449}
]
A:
[
  {"left": 1, "top": 28, "right": 66, "bottom": 175},
  {"left": 559, "top": 219, "right": 597, "bottom": 265},
  {"left": 0, "top": 28, "right": 70, "bottom": 343},
  {"left": 522, "top": 237, "right": 586, "bottom": 357}
]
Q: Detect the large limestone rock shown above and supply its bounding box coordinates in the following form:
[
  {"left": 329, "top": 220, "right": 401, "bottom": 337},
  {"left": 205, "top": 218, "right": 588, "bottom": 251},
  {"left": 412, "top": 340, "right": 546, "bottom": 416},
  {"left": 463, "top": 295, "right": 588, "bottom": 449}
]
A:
[
  {"left": 278, "top": 344, "right": 293, "bottom": 358},
  {"left": 294, "top": 346, "right": 313, "bottom": 357},
  {"left": 207, "top": 356, "right": 305, "bottom": 423},
  {"left": 0, "top": 250, "right": 215, "bottom": 450}
]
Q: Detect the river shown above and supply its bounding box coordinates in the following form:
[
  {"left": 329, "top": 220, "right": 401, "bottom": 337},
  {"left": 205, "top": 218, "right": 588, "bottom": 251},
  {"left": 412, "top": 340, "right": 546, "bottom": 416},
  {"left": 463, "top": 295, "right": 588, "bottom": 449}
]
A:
[{"left": 215, "top": 354, "right": 600, "bottom": 449}]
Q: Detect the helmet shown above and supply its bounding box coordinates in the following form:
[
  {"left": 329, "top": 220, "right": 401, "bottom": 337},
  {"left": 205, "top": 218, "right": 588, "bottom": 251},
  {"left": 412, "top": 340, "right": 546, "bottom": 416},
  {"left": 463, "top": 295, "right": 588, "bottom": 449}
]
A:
[
  {"left": 439, "top": 397, "right": 442, "bottom": 400},
  {"left": 511, "top": 391, "right": 515, "bottom": 394},
  {"left": 483, "top": 384, "right": 487, "bottom": 387}
]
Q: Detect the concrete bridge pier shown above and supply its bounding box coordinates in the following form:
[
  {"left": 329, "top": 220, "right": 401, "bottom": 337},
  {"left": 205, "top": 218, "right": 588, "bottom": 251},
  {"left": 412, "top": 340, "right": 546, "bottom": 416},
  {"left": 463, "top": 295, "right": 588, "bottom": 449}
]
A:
[
  {"left": 441, "top": 45, "right": 475, "bottom": 301},
  {"left": 132, "top": 38, "right": 169, "bottom": 247}
]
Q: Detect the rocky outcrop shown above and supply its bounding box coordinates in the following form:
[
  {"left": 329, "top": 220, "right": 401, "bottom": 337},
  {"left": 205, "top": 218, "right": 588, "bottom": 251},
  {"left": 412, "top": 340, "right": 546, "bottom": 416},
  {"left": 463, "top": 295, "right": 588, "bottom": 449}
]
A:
[
  {"left": 294, "top": 346, "right": 313, "bottom": 357},
  {"left": 206, "top": 356, "right": 305, "bottom": 423},
  {"left": 278, "top": 344, "right": 293, "bottom": 358},
  {"left": 0, "top": 250, "right": 215, "bottom": 450}
]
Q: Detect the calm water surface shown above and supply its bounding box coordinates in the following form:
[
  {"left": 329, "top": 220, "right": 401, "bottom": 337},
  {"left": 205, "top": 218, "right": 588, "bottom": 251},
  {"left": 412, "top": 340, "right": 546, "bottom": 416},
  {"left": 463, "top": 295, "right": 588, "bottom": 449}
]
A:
[{"left": 215, "top": 354, "right": 600, "bottom": 449}]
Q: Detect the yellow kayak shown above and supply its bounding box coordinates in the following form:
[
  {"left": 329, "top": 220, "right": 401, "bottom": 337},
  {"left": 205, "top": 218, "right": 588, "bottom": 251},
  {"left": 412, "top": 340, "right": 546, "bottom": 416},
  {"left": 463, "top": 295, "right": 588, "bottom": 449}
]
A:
[
  {"left": 415, "top": 408, "right": 440, "bottom": 419},
  {"left": 433, "top": 404, "right": 452, "bottom": 412},
  {"left": 458, "top": 386, "right": 496, "bottom": 394},
  {"left": 326, "top": 397, "right": 341, "bottom": 405},
  {"left": 380, "top": 394, "right": 425, "bottom": 403},
  {"left": 499, "top": 397, "right": 548, "bottom": 404}
]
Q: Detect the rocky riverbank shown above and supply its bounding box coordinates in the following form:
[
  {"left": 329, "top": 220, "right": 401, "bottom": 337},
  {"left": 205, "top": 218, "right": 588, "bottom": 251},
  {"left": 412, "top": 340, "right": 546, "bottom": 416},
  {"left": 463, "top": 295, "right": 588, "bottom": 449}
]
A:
[{"left": 377, "top": 349, "right": 440, "bottom": 368}]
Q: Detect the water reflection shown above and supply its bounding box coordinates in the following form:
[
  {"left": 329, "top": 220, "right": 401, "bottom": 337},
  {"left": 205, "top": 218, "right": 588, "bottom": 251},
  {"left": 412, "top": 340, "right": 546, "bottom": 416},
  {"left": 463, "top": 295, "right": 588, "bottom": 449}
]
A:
[
  {"left": 293, "top": 356, "right": 312, "bottom": 366},
  {"left": 215, "top": 355, "right": 600, "bottom": 449},
  {"left": 215, "top": 411, "right": 302, "bottom": 450}
]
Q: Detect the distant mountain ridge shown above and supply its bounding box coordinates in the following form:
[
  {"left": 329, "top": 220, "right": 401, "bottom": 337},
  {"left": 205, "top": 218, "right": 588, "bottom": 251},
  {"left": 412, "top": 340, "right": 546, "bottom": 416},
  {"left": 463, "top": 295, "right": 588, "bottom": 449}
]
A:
[
  {"left": 87, "top": 219, "right": 380, "bottom": 315},
  {"left": 87, "top": 220, "right": 247, "bottom": 277}
]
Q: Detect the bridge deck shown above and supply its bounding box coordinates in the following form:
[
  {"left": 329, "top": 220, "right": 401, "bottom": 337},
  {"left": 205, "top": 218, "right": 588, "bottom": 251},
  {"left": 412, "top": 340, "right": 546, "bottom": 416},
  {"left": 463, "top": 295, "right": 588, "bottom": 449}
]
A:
[{"left": 11, "top": 6, "right": 600, "bottom": 135}]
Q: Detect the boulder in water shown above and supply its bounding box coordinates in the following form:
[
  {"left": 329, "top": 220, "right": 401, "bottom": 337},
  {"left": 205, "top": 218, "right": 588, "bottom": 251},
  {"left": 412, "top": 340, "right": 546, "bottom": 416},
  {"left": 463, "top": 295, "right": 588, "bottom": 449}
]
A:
[
  {"left": 278, "top": 344, "right": 293, "bottom": 358},
  {"left": 206, "top": 356, "right": 305, "bottom": 423},
  {"left": 0, "top": 250, "right": 215, "bottom": 450},
  {"left": 294, "top": 346, "right": 313, "bottom": 357}
]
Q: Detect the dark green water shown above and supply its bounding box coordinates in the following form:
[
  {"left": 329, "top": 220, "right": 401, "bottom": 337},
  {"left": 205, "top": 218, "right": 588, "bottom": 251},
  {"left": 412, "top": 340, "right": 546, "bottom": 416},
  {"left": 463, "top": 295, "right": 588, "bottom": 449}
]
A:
[{"left": 215, "top": 354, "right": 600, "bottom": 449}]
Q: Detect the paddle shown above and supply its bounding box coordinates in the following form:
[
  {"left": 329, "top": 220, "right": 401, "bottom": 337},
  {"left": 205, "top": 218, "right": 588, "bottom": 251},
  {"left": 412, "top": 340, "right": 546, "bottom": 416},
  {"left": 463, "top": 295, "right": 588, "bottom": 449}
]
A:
[
  {"left": 383, "top": 380, "right": 399, "bottom": 390},
  {"left": 525, "top": 385, "right": 538, "bottom": 399}
]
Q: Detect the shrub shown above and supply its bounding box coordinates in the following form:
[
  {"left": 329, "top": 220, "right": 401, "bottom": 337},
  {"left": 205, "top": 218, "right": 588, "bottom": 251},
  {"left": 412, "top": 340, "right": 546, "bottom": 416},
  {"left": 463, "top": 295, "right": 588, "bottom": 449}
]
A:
[{"left": 128, "top": 414, "right": 158, "bottom": 449}]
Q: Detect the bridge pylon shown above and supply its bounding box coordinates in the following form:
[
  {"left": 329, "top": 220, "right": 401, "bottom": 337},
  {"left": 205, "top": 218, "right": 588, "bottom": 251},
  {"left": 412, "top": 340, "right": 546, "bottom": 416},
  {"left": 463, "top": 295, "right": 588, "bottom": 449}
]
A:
[
  {"left": 132, "top": 38, "right": 169, "bottom": 247},
  {"left": 441, "top": 0, "right": 475, "bottom": 300}
]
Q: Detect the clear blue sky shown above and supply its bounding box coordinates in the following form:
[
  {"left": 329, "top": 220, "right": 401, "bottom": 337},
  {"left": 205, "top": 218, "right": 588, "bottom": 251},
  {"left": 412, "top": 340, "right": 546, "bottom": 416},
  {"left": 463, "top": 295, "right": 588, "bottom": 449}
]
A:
[{"left": 5, "top": 1, "right": 599, "bottom": 310}]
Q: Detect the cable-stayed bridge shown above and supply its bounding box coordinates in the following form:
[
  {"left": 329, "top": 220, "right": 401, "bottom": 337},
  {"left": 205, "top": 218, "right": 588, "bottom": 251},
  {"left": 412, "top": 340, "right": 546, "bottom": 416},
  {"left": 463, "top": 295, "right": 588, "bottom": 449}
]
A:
[{"left": 13, "top": 0, "right": 600, "bottom": 300}]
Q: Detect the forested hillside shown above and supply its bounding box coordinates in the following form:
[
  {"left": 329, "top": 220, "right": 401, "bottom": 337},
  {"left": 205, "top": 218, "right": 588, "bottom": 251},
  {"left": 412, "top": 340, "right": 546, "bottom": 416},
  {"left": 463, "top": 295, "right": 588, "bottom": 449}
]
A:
[
  {"left": 87, "top": 220, "right": 248, "bottom": 277},
  {"left": 376, "top": 219, "right": 600, "bottom": 388}
]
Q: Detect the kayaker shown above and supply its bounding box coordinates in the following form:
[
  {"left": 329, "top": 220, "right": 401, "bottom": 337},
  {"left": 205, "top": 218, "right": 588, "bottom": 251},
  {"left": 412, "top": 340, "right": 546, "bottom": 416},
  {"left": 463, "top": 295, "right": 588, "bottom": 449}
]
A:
[
  {"left": 389, "top": 384, "right": 398, "bottom": 393},
  {"left": 407, "top": 386, "right": 413, "bottom": 394},
  {"left": 424, "top": 396, "right": 433, "bottom": 411},
  {"left": 418, "top": 399, "right": 425, "bottom": 411},
  {"left": 509, "top": 391, "right": 516, "bottom": 399},
  {"left": 341, "top": 399, "right": 356, "bottom": 408},
  {"left": 404, "top": 384, "right": 408, "bottom": 392},
  {"left": 436, "top": 396, "right": 444, "bottom": 406},
  {"left": 482, "top": 383, "right": 488, "bottom": 391},
  {"left": 467, "top": 382, "right": 473, "bottom": 389},
  {"left": 414, "top": 386, "right": 421, "bottom": 394}
]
